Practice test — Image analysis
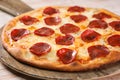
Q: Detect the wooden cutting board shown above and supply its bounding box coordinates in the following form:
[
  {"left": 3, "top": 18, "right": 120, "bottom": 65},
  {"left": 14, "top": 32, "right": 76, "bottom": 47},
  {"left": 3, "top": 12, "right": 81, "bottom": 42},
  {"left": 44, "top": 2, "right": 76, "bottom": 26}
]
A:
[{"left": 0, "top": 28, "right": 120, "bottom": 80}]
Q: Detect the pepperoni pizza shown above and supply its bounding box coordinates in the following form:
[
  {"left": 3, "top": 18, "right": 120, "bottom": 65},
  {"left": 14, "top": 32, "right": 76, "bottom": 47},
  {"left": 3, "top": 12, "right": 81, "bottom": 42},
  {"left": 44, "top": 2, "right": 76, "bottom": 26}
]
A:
[{"left": 1, "top": 6, "right": 120, "bottom": 71}]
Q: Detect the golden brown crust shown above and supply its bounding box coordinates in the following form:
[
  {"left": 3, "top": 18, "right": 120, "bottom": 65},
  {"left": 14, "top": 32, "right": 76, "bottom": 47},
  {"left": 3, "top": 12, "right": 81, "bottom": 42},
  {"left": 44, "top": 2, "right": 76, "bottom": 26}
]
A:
[
  {"left": 1, "top": 6, "right": 120, "bottom": 71},
  {"left": 100, "top": 9, "right": 120, "bottom": 19},
  {"left": 4, "top": 46, "right": 120, "bottom": 71}
]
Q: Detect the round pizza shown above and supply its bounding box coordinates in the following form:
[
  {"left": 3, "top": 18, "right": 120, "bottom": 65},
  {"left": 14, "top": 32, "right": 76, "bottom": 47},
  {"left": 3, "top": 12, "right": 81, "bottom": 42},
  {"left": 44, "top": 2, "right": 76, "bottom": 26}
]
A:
[{"left": 1, "top": 6, "right": 120, "bottom": 71}]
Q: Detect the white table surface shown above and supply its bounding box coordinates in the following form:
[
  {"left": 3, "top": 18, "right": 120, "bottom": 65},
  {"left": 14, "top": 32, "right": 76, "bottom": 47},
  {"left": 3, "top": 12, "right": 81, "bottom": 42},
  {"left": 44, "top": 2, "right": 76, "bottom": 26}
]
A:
[{"left": 0, "top": 0, "right": 120, "bottom": 80}]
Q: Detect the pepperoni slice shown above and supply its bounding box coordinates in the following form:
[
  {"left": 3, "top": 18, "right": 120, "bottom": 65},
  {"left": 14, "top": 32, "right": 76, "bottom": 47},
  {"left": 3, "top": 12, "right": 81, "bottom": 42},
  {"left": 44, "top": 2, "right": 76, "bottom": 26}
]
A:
[
  {"left": 107, "top": 35, "right": 120, "bottom": 46},
  {"left": 43, "top": 7, "right": 59, "bottom": 15},
  {"left": 88, "top": 45, "right": 110, "bottom": 59},
  {"left": 93, "top": 12, "right": 111, "bottom": 19},
  {"left": 20, "top": 16, "right": 39, "bottom": 25},
  {"left": 109, "top": 21, "right": 120, "bottom": 31},
  {"left": 11, "top": 29, "right": 30, "bottom": 41},
  {"left": 70, "top": 14, "right": 87, "bottom": 23},
  {"left": 55, "top": 34, "right": 75, "bottom": 45},
  {"left": 44, "top": 17, "right": 61, "bottom": 25},
  {"left": 34, "top": 27, "right": 54, "bottom": 37},
  {"left": 68, "top": 6, "right": 85, "bottom": 12},
  {"left": 88, "top": 20, "right": 108, "bottom": 29},
  {"left": 81, "top": 29, "right": 101, "bottom": 42},
  {"left": 57, "top": 48, "right": 76, "bottom": 64},
  {"left": 30, "top": 42, "right": 51, "bottom": 56},
  {"left": 60, "top": 23, "right": 80, "bottom": 34}
]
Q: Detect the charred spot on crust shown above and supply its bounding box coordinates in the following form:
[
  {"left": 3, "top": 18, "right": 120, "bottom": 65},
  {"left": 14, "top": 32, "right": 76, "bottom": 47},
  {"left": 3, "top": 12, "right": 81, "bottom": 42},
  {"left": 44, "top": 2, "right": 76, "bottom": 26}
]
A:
[{"left": 71, "top": 61, "right": 79, "bottom": 66}]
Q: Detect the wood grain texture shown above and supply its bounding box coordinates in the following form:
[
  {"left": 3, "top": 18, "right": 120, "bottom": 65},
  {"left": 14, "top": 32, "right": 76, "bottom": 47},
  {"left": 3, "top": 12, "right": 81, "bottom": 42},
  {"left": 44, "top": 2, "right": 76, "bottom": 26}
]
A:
[
  {"left": 0, "top": 0, "right": 33, "bottom": 16},
  {"left": 0, "top": 28, "right": 120, "bottom": 80}
]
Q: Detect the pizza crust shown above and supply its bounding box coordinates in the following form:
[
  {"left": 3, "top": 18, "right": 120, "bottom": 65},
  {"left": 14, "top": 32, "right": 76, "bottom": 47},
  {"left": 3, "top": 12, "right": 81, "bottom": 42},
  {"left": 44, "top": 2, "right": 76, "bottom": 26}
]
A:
[
  {"left": 1, "top": 6, "right": 120, "bottom": 71},
  {"left": 4, "top": 45, "right": 120, "bottom": 71},
  {"left": 99, "top": 9, "right": 120, "bottom": 20}
]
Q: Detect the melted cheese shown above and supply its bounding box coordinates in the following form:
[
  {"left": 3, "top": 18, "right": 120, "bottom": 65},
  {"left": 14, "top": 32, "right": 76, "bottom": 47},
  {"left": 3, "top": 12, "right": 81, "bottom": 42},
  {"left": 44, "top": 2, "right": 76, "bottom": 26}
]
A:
[
  {"left": 82, "top": 9, "right": 96, "bottom": 21},
  {"left": 7, "top": 7, "right": 120, "bottom": 62}
]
